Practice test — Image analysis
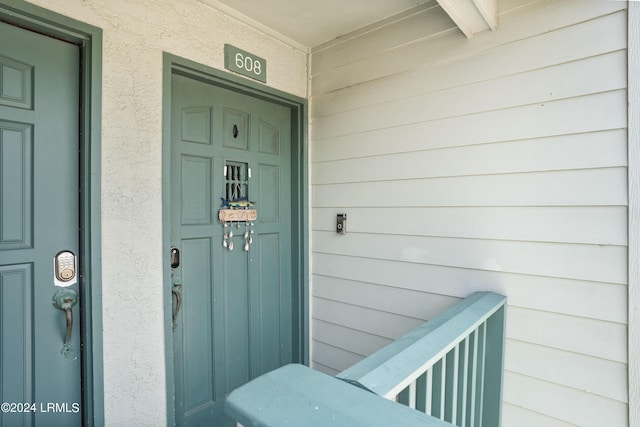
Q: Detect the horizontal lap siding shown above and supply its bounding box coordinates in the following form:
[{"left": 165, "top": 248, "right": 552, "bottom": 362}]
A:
[
  {"left": 502, "top": 402, "right": 578, "bottom": 427},
  {"left": 504, "top": 372, "right": 628, "bottom": 426},
  {"left": 310, "top": 0, "right": 628, "bottom": 424}
]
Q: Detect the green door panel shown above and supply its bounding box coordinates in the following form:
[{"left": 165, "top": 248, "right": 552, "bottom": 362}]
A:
[
  {"left": 170, "top": 73, "right": 293, "bottom": 426},
  {"left": 0, "top": 21, "right": 81, "bottom": 427}
]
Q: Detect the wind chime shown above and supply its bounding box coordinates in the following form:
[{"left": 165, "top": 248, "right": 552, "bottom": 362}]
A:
[
  {"left": 219, "top": 163, "right": 257, "bottom": 252},
  {"left": 219, "top": 200, "right": 256, "bottom": 251}
]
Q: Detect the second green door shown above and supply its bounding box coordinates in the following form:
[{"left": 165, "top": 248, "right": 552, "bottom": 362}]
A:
[{"left": 0, "top": 20, "right": 82, "bottom": 427}]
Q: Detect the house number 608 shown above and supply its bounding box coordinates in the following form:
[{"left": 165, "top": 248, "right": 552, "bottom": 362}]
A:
[{"left": 235, "top": 53, "right": 262, "bottom": 76}]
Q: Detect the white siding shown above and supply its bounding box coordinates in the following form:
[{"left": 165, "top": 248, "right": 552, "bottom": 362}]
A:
[{"left": 309, "top": 0, "right": 629, "bottom": 424}]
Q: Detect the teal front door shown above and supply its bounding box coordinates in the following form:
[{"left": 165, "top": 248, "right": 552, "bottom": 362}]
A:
[
  {"left": 170, "top": 72, "right": 295, "bottom": 426},
  {"left": 0, "top": 21, "right": 82, "bottom": 426}
]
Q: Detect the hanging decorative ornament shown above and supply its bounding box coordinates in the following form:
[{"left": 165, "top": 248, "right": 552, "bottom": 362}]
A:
[
  {"left": 218, "top": 202, "right": 257, "bottom": 254},
  {"left": 229, "top": 221, "right": 235, "bottom": 251},
  {"left": 244, "top": 222, "right": 250, "bottom": 252}
]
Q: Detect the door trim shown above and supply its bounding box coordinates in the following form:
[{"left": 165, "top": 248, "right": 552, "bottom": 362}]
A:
[
  {"left": 162, "top": 52, "right": 309, "bottom": 426},
  {"left": 0, "top": 2, "right": 103, "bottom": 425},
  {"left": 628, "top": 2, "right": 639, "bottom": 424}
]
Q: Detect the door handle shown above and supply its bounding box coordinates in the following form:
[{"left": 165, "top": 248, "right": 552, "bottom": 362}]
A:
[
  {"left": 52, "top": 288, "right": 78, "bottom": 359},
  {"left": 172, "top": 284, "right": 182, "bottom": 331},
  {"left": 171, "top": 276, "right": 182, "bottom": 331},
  {"left": 170, "top": 247, "right": 182, "bottom": 331}
]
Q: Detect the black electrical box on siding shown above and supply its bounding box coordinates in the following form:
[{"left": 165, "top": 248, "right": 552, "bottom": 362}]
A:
[{"left": 337, "top": 213, "right": 347, "bottom": 234}]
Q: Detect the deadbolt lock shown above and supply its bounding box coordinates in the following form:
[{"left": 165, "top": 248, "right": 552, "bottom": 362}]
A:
[{"left": 54, "top": 251, "right": 77, "bottom": 287}]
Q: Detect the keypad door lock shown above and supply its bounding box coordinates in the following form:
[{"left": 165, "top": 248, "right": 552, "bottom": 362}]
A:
[{"left": 54, "top": 250, "right": 77, "bottom": 287}]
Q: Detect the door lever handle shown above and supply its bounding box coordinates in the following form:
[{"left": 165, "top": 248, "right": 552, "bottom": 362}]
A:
[
  {"left": 172, "top": 284, "right": 182, "bottom": 331},
  {"left": 52, "top": 289, "right": 78, "bottom": 359},
  {"left": 170, "top": 248, "right": 182, "bottom": 331},
  {"left": 172, "top": 274, "right": 182, "bottom": 331}
]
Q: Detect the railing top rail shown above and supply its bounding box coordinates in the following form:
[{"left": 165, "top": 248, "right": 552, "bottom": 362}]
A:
[
  {"left": 225, "top": 364, "right": 454, "bottom": 426},
  {"left": 337, "top": 291, "right": 506, "bottom": 398}
]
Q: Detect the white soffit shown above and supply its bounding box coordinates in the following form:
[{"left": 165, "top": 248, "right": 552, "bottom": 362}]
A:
[
  {"left": 201, "top": 0, "right": 434, "bottom": 48},
  {"left": 198, "top": 0, "right": 498, "bottom": 49}
]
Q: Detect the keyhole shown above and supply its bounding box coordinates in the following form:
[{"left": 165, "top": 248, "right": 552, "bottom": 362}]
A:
[{"left": 233, "top": 124, "right": 239, "bottom": 139}]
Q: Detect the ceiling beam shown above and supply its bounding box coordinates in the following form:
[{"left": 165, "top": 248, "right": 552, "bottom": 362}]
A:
[{"left": 436, "top": 0, "right": 498, "bottom": 38}]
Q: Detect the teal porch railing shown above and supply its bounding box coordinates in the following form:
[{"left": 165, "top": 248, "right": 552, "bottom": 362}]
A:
[
  {"left": 337, "top": 291, "right": 507, "bottom": 426},
  {"left": 225, "top": 291, "right": 506, "bottom": 426}
]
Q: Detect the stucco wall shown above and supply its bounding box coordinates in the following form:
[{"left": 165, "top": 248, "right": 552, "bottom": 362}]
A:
[{"left": 22, "top": 0, "right": 307, "bottom": 425}]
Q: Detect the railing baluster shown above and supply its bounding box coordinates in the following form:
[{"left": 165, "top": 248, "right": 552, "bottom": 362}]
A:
[
  {"left": 460, "top": 335, "right": 469, "bottom": 427},
  {"left": 477, "top": 322, "right": 487, "bottom": 427},
  {"left": 409, "top": 380, "right": 417, "bottom": 409},
  {"left": 440, "top": 356, "right": 447, "bottom": 420},
  {"left": 449, "top": 346, "right": 459, "bottom": 425},
  {"left": 469, "top": 328, "right": 478, "bottom": 427},
  {"left": 426, "top": 368, "right": 433, "bottom": 416}
]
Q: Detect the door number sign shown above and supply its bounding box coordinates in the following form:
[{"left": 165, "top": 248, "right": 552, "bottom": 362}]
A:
[{"left": 224, "top": 44, "right": 267, "bottom": 83}]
